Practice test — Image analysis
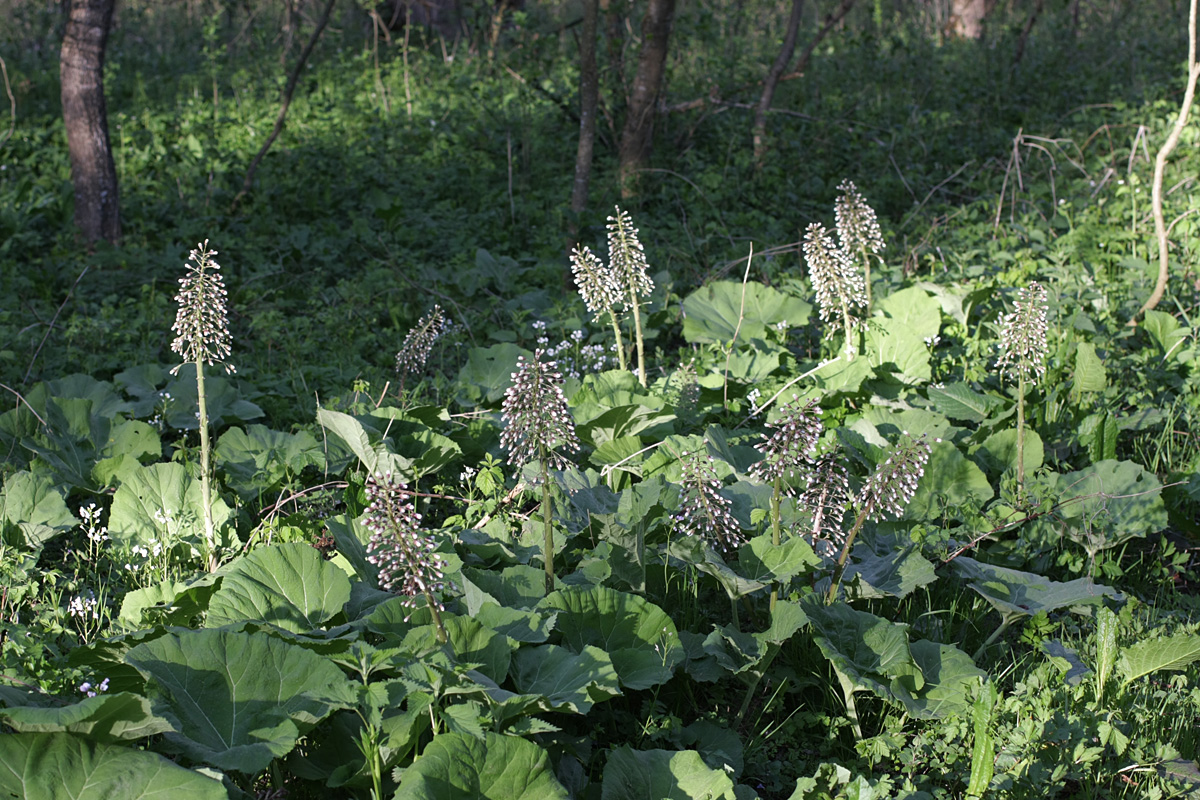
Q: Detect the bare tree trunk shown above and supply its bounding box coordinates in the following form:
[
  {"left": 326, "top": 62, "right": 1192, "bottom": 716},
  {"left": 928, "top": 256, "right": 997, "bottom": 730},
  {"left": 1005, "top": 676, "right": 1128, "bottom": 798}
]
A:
[
  {"left": 569, "top": 0, "right": 600, "bottom": 245},
  {"left": 61, "top": 0, "right": 119, "bottom": 244},
  {"left": 753, "top": 0, "right": 806, "bottom": 164},
  {"left": 617, "top": 0, "right": 676, "bottom": 199},
  {"left": 946, "top": 0, "right": 996, "bottom": 39}
]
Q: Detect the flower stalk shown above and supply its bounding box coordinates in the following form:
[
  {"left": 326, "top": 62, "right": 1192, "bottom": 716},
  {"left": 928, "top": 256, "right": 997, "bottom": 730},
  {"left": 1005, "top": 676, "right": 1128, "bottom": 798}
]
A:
[
  {"left": 996, "top": 282, "right": 1049, "bottom": 495},
  {"left": 501, "top": 351, "right": 580, "bottom": 592},
  {"left": 170, "top": 240, "right": 233, "bottom": 572}
]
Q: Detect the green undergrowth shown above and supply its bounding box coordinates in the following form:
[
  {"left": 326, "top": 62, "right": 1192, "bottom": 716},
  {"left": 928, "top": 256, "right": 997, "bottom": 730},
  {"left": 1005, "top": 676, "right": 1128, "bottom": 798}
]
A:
[{"left": 1, "top": 2, "right": 1199, "bottom": 799}]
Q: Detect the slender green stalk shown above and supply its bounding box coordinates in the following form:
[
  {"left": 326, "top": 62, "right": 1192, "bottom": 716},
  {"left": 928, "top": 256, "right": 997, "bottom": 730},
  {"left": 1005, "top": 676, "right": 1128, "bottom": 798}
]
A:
[
  {"left": 827, "top": 507, "right": 870, "bottom": 603},
  {"left": 629, "top": 285, "right": 647, "bottom": 386},
  {"left": 769, "top": 476, "right": 783, "bottom": 615},
  {"left": 542, "top": 459, "right": 555, "bottom": 594},
  {"left": 607, "top": 309, "right": 627, "bottom": 372},
  {"left": 194, "top": 360, "right": 217, "bottom": 571},
  {"left": 1016, "top": 373, "right": 1027, "bottom": 493},
  {"left": 427, "top": 595, "right": 448, "bottom": 644}
]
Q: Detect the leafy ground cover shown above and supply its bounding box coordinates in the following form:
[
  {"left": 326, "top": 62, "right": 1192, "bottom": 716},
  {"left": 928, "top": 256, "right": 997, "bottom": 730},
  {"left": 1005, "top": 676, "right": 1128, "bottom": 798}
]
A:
[{"left": 1, "top": 1, "right": 1199, "bottom": 798}]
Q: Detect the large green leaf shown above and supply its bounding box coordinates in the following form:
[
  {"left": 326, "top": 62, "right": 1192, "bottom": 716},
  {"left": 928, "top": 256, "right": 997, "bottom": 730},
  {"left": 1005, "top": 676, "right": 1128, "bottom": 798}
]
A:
[
  {"left": 393, "top": 732, "right": 569, "bottom": 799},
  {"left": 874, "top": 286, "right": 942, "bottom": 341},
  {"left": 893, "top": 641, "right": 987, "bottom": 720},
  {"left": 124, "top": 628, "right": 354, "bottom": 773},
  {"left": 951, "top": 557, "right": 1122, "bottom": 619},
  {"left": 540, "top": 587, "right": 684, "bottom": 689},
  {"left": 214, "top": 425, "right": 323, "bottom": 501},
  {"left": 737, "top": 534, "right": 821, "bottom": 584},
  {"left": 971, "top": 428, "right": 1043, "bottom": 479},
  {"left": 601, "top": 747, "right": 738, "bottom": 800},
  {"left": 927, "top": 383, "right": 1005, "bottom": 424},
  {"left": 1119, "top": 632, "right": 1200, "bottom": 687},
  {"left": 803, "top": 600, "right": 924, "bottom": 697},
  {"left": 205, "top": 542, "right": 352, "bottom": 632},
  {"left": 1053, "top": 460, "right": 1167, "bottom": 548},
  {"left": 1142, "top": 309, "right": 1193, "bottom": 361},
  {"left": 906, "top": 440, "right": 993, "bottom": 520},
  {"left": 0, "top": 471, "right": 76, "bottom": 549},
  {"left": 865, "top": 317, "right": 931, "bottom": 384},
  {"left": 160, "top": 374, "right": 264, "bottom": 430},
  {"left": 0, "top": 692, "right": 173, "bottom": 742},
  {"left": 108, "top": 462, "right": 235, "bottom": 550},
  {"left": 844, "top": 545, "right": 937, "bottom": 600},
  {"left": 0, "top": 732, "right": 228, "bottom": 800},
  {"left": 456, "top": 343, "right": 525, "bottom": 406},
  {"left": 509, "top": 644, "right": 621, "bottom": 714},
  {"left": 1070, "top": 342, "right": 1107, "bottom": 402},
  {"left": 681, "top": 281, "right": 811, "bottom": 346},
  {"left": 315, "top": 409, "right": 412, "bottom": 478}
]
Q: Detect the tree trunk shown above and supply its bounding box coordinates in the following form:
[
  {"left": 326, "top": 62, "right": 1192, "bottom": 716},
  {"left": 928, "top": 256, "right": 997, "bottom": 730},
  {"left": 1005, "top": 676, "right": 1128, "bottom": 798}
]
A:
[
  {"left": 946, "top": 0, "right": 996, "bottom": 39},
  {"left": 569, "top": 0, "right": 600, "bottom": 245},
  {"left": 753, "top": 0, "right": 806, "bottom": 164},
  {"left": 1012, "top": 0, "right": 1044, "bottom": 67},
  {"left": 61, "top": 0, "right": 119, "bottom": 244},
  {"left": 617, "top": 0, "right": 676, "bottom": 199}
]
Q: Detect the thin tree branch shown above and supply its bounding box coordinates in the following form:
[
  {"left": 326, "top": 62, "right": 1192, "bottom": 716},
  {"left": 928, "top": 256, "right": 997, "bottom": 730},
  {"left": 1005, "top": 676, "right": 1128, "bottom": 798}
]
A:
[{"left": 231, "top": 0, "right": 338, "bottom": 212}]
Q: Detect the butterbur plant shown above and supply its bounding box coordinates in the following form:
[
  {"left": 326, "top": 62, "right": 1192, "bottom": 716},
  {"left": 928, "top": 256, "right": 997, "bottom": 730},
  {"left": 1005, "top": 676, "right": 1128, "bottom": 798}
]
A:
[
  {"left": 804, "top": 222, "right": 866, "bottom": 359},
  {"left": 751, "top": 398, "right": 823, "bottom": 611},
  {"left": 996, "top": 281, "right": 1049, "bottom": 493},
  {"left": 570, "top": 245, "right": 627, "bottom": 372},
  {"left": 363, "top": 472, "right": 448, "bottom": 643},
  {"left": 396, "top": 304, "right": 448, "bottom": 395},
  {"left": 674, "top": 450, "right": 742, "bottom": 554},
  {"left": 501, "top": 350, "right": 580, "bottom": 592},
  {"left": 170, "top": 240, "right": 233, "bottom": 571},
  {"left": 828, "top": 432, "right": 932, "bottom": 601},
  {"left": 800, "top": 451, "right": 851, "bottom": 558},
  {"left": 607, "top": 206, "right": 654, "bottom": 386},
  {"left": 834, "top": 180, "right": 885, "bottom": 311}
]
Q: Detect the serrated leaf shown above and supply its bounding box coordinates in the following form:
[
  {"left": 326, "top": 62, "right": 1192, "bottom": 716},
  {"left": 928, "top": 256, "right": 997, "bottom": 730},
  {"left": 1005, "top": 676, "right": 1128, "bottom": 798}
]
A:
[
  {"left": 1071, "top": 342, "right": 1106, "bottom": 402},
  {"left": 1119, "top": 632, "right": 1200, "bottom": 687},
  {"left": 803, "top": 599, "right": 924, "bottom": 696},
  {"left": 108, "top": 462, "right": 235, "bottom": 550},
  {"left": 1054, "top": 460, "right": 1168, "bottom": 548},
  {"left": 125, "top": 628, "right": 355, "bottom": 773},
  {"left": 894, "top": 641, "right": 986, "bottom": 719},
  {"left": 393, "top": 732, "right": 569, "bottom": 799},
  {"left": 540, "top": 585, "right": 684, "bottom": 689},
  {"left": 510, "top": 644, "right": 621, "bottom": 714},
  {"left": 0, "top": 692, "right": 173, "bottom": 742},
  {"left": 214, "top": 425, "right": 322, "bottom": 501},
  {"left": 681, "top": 281, "right": 811, "bottom": 346},
  {"left": 205, "top": 543, "right": 352, "bottom": 633},
  {"left": 927, "top": 383, "right": 1005, "bottom": 424},
  {"left": 601, "top": 746, "right": 738, "bottom": 800},
  {"left": 0, "top": 732, "right": 228, "bottom": 800},
  {"left": 951, "top": 557, "right": 1122, "bottom": 619}
]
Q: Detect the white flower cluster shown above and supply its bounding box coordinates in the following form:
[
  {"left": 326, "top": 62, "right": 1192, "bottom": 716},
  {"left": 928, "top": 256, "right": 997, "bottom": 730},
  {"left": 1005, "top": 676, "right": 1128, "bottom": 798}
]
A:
[
  {"left": 996, "top": 281, "right": 1049, "bottom": 385},
  {"left": 362, "top": 473, "right": 446, "bottom": 609},
  {"left": 501, "top": 350, "right": 580, "bottom": 481},
  {"left": 857, "top": 432, "right": 933, "bottom": 522},
  {"left": 673, "top": 450, "right": 742, "bottom": 553},
  {"left": 170, "top": 240, "right": 234, "bottom": 375}
]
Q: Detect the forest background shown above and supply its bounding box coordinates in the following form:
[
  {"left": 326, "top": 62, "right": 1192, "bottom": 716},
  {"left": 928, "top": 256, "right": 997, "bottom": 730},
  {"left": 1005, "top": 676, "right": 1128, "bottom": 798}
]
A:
[{"left": 0, "top": 1, "right": 1199, "bottom": 799}]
